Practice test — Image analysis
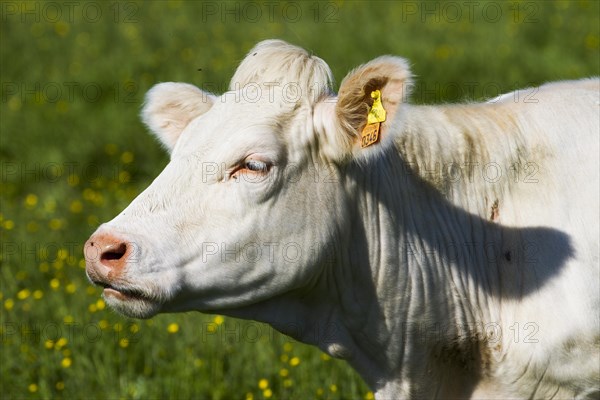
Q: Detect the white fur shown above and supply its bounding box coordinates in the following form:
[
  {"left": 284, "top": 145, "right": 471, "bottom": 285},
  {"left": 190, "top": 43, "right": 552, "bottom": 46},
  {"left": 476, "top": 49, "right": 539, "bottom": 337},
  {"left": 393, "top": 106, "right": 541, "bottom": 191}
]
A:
[{"left": 88, "top": 40, "right": 599, "bottom": 399}]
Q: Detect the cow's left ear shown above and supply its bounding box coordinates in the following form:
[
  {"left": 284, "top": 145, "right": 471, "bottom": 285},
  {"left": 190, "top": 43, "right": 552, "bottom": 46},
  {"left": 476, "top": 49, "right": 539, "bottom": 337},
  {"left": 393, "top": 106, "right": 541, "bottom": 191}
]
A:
[
  {"left": 313, "top": 56, "right": 412, "bottom": 161},
  {"left": 141, "top": 82, "right": 215, "bottom": 153}
]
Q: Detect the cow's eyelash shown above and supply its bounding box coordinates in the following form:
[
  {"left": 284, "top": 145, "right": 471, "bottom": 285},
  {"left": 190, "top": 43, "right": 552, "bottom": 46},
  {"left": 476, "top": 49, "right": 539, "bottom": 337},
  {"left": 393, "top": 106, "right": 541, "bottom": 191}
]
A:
[
  {"left": 229, "top": 157, "right": 273, "bottom": 179},
  {"left": 244, "top": 159, "right": 270, "bottom": 172}
]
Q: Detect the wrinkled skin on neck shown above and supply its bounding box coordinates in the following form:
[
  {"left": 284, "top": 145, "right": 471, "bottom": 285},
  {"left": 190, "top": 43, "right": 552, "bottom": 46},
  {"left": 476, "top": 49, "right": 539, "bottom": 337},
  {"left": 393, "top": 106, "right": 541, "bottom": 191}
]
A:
[{"left": 222, "top": 148, "right": 497, "bottom": 396}]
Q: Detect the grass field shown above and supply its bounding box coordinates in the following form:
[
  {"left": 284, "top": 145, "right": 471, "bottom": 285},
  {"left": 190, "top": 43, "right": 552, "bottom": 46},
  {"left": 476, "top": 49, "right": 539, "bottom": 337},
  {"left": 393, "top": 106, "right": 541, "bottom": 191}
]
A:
[{"left": 1, "top": 1, "right": 598, "bottom": 399}]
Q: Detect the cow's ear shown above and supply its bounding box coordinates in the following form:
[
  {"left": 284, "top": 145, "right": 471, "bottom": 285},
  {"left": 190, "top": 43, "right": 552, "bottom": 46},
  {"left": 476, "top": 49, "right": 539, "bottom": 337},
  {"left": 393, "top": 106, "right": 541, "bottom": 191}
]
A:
[
  {"left": 314, "top": 56, "right": 412, "bottom": 161},
  {"left": 141, "top": 82, "right": 215, "bottom": 153}
]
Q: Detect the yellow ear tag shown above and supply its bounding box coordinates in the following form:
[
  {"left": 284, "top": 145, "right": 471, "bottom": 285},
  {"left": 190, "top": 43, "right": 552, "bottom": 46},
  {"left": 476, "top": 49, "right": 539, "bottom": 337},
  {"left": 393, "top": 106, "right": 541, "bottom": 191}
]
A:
[
  {"left": 367, "top": 90, "right": 386, "bottom": 124},
  {"left": 361, "top": 90, "right": 386, "bottom": 148}
]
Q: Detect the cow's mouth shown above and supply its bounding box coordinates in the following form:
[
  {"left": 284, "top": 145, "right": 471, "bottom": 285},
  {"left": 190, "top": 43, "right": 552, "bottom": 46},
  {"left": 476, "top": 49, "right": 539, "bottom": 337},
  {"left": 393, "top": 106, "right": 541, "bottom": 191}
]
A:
[
  {"left": 95, "top": 282, "right": 148, "bottom": 302},
  {"left": 87, "top": 277, "right": 161, "bottom": 318}
]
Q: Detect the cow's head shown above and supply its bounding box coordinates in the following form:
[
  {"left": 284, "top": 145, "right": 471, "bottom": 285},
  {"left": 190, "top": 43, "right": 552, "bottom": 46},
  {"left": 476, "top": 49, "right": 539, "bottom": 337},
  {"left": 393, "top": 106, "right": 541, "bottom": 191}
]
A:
[{"left": 85, "top": 40, "right": 412, "bottom": 319}]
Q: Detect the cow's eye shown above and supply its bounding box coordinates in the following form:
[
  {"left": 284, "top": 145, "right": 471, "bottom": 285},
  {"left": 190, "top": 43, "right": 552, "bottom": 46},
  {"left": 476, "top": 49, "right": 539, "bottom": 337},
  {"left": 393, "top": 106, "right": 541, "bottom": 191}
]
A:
[
  {"left": 230, "top": 157, "right": 272, "bottom": 180},
  {"left": 244, "top": 159, "right": 269, "bottom": 173}
]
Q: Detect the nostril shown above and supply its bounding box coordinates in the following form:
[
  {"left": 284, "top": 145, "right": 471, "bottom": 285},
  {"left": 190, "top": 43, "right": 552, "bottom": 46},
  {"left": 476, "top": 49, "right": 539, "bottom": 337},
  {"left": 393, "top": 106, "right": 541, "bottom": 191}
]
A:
[{"left": 101, "top": 243, "right": 127, "bottom": 262}]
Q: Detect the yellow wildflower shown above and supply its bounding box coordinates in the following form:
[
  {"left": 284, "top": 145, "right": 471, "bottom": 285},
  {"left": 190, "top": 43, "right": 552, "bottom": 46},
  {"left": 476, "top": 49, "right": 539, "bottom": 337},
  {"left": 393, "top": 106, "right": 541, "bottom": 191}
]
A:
[
  {"left": 56, "top": 338, "right": 68, "bottom": 349},
  {"left": 25, "top": 194, "right": 38, "bottom": 208},
  {"left": 49, "top": 218, "right": 64, "bottom": 230},
  {"left": 167, "top": 323, "right": 179, "bottom": 333},
  {"left": 118, "top": 171, "right": 131, "bottom": 183},
  {"left": 258, "top": 379, "right": 269, "bottom": 390},
  {"left": 69, "top": 200, "right": 83, "bottom": 214},
  {"left": 121, "top": 151, "right": 134, "bottom": 164},
  {"left": 4, "top": 299, "right": 14, "bottom": 311},
  {"left": 61, "top": 357, "right": 72, "bottom": 368},
  {"left": 57, "top": 248, "right": 68, "bottom": 260}
]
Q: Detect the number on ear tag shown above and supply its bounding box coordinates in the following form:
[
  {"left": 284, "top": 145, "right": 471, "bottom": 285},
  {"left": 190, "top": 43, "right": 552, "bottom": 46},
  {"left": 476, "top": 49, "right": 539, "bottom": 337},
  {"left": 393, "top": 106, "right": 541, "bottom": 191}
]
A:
[{"left": 361, "top": 122, "right": 380, "bottom": 148}]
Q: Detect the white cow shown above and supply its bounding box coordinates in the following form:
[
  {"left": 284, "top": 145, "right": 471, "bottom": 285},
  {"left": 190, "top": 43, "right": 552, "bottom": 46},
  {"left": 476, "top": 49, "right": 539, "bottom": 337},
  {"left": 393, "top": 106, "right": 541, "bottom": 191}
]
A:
[{"left": 85, "top": 40, "right": 600, "bottom": 398}]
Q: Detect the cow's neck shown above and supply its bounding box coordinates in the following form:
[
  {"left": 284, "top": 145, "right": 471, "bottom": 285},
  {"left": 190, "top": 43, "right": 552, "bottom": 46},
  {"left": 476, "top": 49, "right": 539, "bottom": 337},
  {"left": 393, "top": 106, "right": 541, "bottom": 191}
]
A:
[
  {"left": 331, "top": 104, "right": 533, "bottom": 395},
  {"left": 329, "top": 149, "right": 500, "bottom": 395}
]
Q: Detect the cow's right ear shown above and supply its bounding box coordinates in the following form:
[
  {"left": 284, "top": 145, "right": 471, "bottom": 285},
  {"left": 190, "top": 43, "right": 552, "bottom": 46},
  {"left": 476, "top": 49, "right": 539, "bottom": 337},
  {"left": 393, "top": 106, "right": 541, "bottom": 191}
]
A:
[
  {"left": 313, "top": 56, "right": 412, "bottom": 162},
  {"left": 141, "top": 82, "right": 214, "bottom": 153}
]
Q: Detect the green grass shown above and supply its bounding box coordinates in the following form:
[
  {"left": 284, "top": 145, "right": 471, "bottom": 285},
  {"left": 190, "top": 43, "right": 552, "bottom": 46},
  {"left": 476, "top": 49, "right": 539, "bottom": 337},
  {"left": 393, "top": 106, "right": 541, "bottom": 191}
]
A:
[{"left": 1, "top": 1, "right": 598, "bottom": 398}]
